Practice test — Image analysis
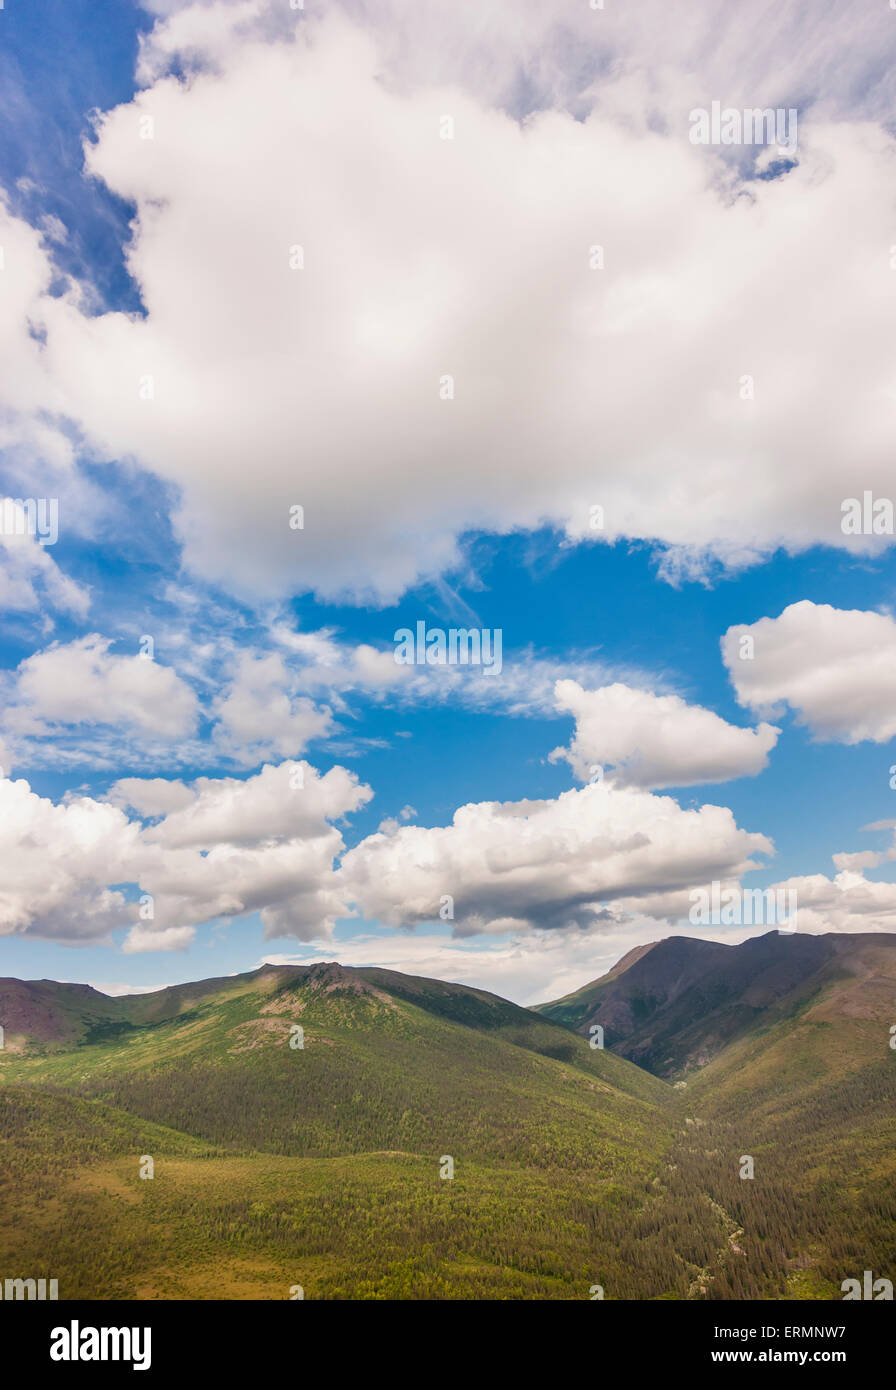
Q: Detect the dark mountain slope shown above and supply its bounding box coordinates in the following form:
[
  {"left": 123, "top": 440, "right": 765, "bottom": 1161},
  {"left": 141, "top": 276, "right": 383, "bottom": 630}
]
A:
[{"left": 535, "top": 930, "right": 892, "bottom": 1077}]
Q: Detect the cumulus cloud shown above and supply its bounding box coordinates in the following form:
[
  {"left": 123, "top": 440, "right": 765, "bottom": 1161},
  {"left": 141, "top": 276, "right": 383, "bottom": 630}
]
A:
[
  {"left": 830, "top": 820, "right": 896, "bottom": 874},
  {"left": 341, "top": 0, "right": 896, "bottom": 127},
  {"left": 142, "top": 759, "right": 368, "bottom": 849},
  {"left": 212, "top": 652, "right": 334, "bottom": 764},
  {"left": 270, "top": 626, "right": 408, "bottom": 700},
  {"left": 123, "top": 924, "right": 196, "bottom": 954},
  {"left": 340, "top": 781, "right": 772, "bottom": 935},
  {"left": 766, "top": 868, "right": 896, "bottom": 936},
  {"left": 0, "top": 198, "right": 74, "bottom": 473},
  {"left": 0, "top": 761, "right": 372, "bottom": 949},
  {"left": 139, "top": 0, "right": 896, "bottom": 128},
  {"left": 831, "top": 849, "right": 893, "bottom": 873},
  {"left": 0, "top": 613, "right": 649, "bottom": 774},
  {"left": 0, "top": 777, "right": 140, "bottom": 942},
  {"left": 753, "top": 819, "right": 896, "bottom": 935},
  {"left": 723, "top": 601, "right": 896, "bottom": 743},
  {"left": 0, "top": 9, "right": 893, "bottom": 607},
  {"left": 8, "top": 634, "right": 200, "bottom": 738},
  {"left": 550, "top": 679, "right": 779, "bottom": 788},
  {"left": 124, "top": 761, "right": 373, "bottom": 946},
  {"left": 106, "top": 776, "right": 195, "bottom": 817},
  {"left": 7, "top": 0, "right": 896, "bottom": 987}
]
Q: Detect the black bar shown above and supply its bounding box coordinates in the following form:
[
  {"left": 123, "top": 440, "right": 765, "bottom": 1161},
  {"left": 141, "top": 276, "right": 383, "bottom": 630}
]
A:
[{"left": 8, "top": 1298, "right": 890, "bottom": 1377}]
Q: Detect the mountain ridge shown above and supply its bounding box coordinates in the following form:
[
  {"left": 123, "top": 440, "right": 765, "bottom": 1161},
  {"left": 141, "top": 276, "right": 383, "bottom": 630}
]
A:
[
  {"left": 2, "top": 935, "right": 894, "bottom": 1298},
  {"left": 536, "top": 929, "right": 896, "bottom": 1078}
]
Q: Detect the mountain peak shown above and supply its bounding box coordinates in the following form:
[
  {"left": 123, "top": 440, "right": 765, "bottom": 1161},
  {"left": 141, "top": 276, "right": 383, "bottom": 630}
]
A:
[{"left": 537, "top": 930, "right": 896, "bottom": 1077}]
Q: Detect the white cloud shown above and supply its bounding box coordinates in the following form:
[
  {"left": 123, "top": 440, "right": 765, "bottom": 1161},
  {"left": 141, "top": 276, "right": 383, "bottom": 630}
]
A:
[
  {"left": 8, "top": 635, "right": 200, "bottom": 739},
  {"left": 270, "top": 620, "right": 667, "bottom": 720},
  {"left": 0, "top": 760, "right": 372, "bottom": 949},
  {"left": 550, "top": 678, "right": 779, "bottom": 788},
  {"left": 269, "top": 626, "right": 407, "bottom": 700},
  {"left": 0, "top": 612, "right": 649, "bottom": 773},
  {"left": 0, "top": 526, "right": 89, "bottom": 620},
  {"left": 212, "top": 652, "right": 334, "bottom": 764},
  {"left": 0, "top": 11, "right": 892, "bottom": 606},
  {"left": 127, "top": 761, "right": 373, "bottom": 945},
  {"left": 106, "top": 776, "right": 195, "bottom": 816},
  {"left": 123, "top": 924, "right": 196, "bottom": 953},
  {"left": 340, "top": 781, "right": 772, "bottom": 935},
  {"left": 831, "top": 849, "right": 892, "bottom": 873},
  {"left": 376, "top": 804, "right": 417, "bottom": 836},
  {"left": 831, "top": 821, "right": 896, "bottom": 874},
  {"left": 86, "top": 979, "right": 177, "bottom": 997},
  {"left": 138, "top": 0, "right": 896, "bottom": 128},
  {"left": 723, "top": 601, "right": 896, "bottom": 743},
  {"left": 766, "top": 868, "right": 896, "bottom": 936},
  {"left": 143, "top": 759, "right": 369, "bottom": 849},
  {"left": 0, "top": 198, "right": 72, "bottom": 459},
  {"left": 0, "top": 777, "right": 140, "bottom": 942}
]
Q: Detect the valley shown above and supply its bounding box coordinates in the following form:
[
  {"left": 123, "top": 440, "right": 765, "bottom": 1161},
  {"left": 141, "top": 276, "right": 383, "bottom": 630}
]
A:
[{"left": 1, "top": 935, "right": 893, "bottom": 1299}]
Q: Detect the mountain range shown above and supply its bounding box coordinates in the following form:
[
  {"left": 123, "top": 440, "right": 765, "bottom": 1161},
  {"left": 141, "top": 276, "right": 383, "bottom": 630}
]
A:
[
  {"left": 1, "top": 931, "right": 893, "bottom": 1300},
  {"left": 536, "top": 929, "right": 896, "bottom": 1078}
]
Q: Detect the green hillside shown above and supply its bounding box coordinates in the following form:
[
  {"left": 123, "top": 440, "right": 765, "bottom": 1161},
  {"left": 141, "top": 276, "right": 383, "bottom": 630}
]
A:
[
  {"left": 2, "top": 943, "right": 894, "bottom": 1300},
  {"left": 539, "top": 931, "right": 896, "bottom": 1299},
  {"left": 0, "top": 962, "right": 709, "bottom": 1299}
]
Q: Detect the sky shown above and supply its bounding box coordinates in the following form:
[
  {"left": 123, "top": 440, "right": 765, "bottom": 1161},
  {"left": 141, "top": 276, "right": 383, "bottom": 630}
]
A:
[{"left": 3, "top": 0, "right": 896, "bottom": 1005}]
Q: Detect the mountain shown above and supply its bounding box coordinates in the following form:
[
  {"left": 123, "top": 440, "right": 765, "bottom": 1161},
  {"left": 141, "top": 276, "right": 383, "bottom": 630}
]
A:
[
  {"left": 537, "top": 930, "right": 896, "bottom": 1299},
  {"left": 0, "top": 961, "right": 687, "bottom": 1299},
  {"left": 0, "top": 959, "right": 672, "bottom": 1156},
  {"left": 535, "top": 930, "right": 896, "bottom": 1078},
  {"left": 0, "top": 957, "right": 664, "bottom": 1097},
  {"left": 2, "top": 943, "right": 894, "bottom": 1301}
]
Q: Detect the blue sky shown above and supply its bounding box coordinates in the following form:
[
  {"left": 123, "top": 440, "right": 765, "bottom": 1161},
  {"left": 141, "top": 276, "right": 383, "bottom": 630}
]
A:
[{"left": 3, "top": 0, "right": 896, "bottom": 1004}]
